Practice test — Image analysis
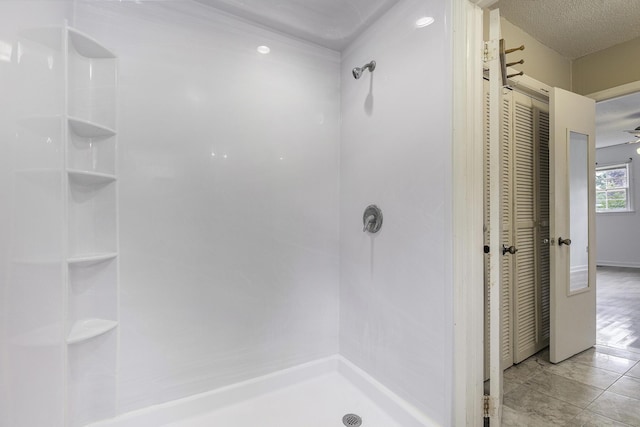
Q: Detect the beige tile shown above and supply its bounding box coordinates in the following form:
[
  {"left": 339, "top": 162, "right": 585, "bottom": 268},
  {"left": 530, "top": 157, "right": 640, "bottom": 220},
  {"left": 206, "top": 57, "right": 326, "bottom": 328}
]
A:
[
  {"left": 588, "top": 391, "right": 640, "bottom": 426},
  {"left": 545, "top": 359, "right": 621, "bottom": 389},
  {"left": 524, "top": 370, "right": 603, "bottom": 408},
  {"left": 486, "top": 377, "right": 522, "bottom": 395},
  {"left": 503, "top": 384, "right": 582, "bottom": 425},
  {"left": 504, "top": 353, "right": 549, "bottom": 384},
  {"left": 595, "top": 345, "right": 640, "bottom": 362},
  {"left": 610, "top": 376, "right": 640, "bottom": 400},
  {"left": 566, "top": 410, "right": 633, "bottom": 426},
  {"left": 503, "top": 379, "right": 522, "bottom": 395},
  {"left": 625, "top": 362, "right": 640, "bottom": 379},
  {"left": 502, "top": 404, "right": 552, "bottom": 427},
  {"left": 535, "top": 347, "right": 551, "bottom": 363},
  {"left": 571, "top": 348, "right": 637, "bottom": 374}
]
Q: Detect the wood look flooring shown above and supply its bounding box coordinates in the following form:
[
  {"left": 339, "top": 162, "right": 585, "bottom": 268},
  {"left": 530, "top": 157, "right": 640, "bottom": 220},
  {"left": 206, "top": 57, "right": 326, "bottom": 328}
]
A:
[
  {"left": 597, "top": 267, "right": 640, "bottom": 352},
  {"left": 501, "top": 267, "right": 640, "bottom": 426}
]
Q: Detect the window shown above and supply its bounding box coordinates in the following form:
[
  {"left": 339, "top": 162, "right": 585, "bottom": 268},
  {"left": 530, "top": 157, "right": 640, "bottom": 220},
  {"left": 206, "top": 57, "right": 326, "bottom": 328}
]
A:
[{"left": 596, "top": 163, "right": 631, "bottom": 212}]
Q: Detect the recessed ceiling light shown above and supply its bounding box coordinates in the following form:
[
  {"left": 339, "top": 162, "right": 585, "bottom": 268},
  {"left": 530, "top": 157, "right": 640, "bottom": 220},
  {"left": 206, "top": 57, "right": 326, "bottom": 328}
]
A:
[
  {"left": 637, "top": 146, "right": 640, "bottom": 155},
  {"left": 257, "top": 45, "right": 271, "bottom": 54},
  {"left": 415, "top": 16, "right": 434, "bottom": 28}
]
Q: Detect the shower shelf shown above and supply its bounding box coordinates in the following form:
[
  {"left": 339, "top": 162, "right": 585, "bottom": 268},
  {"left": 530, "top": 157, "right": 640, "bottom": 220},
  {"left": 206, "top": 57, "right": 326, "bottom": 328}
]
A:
[
  {"left": 67, "top": 318, "right": 118, "bottom": 345},
  {"left": 68, "top": 252, "right": 117, "bottom": 266},
  {"left": 68, "top": 28, "right": 116, "bottom": 59},
  {"left": 67, "top": 169, "right": 116, "bottom": 185},
  {"left": 68, "top": 116, "right": 116, "bottom": 138},
  {"left": 64, "top": 27, "right": 119, "bottom": 426}
]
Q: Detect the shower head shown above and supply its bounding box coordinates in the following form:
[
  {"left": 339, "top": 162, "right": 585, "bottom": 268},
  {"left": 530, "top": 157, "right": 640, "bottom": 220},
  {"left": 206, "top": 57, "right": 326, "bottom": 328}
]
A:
[{"left": 352, "top": 60, "right": 376, "bottom": 79}]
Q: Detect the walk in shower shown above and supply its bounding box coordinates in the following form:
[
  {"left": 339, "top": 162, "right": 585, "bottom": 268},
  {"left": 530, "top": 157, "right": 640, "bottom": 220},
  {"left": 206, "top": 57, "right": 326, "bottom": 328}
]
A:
[{"left": 0, "top": 1, "right": 454, "bottom": 425}]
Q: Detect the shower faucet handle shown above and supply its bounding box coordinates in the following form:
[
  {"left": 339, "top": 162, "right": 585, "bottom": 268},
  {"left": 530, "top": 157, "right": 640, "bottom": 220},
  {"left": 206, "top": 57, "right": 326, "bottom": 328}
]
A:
[
  {"left": 362, "top": 205, "right": 383, "bottom": 233},
  {"left": 363, "top": 215, "right": 376, "bottom": 232}
]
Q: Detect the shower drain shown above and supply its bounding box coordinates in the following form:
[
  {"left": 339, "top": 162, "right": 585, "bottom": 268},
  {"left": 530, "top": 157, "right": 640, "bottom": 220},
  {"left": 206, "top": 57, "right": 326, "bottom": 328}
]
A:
[{"left": 342, "top": 413, "right": 363, "bottom": 426}]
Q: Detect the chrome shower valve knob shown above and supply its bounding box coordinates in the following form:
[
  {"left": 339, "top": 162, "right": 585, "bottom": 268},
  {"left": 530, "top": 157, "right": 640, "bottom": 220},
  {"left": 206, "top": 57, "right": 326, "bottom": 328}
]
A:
[{"left": 362, "top": 205, "right": 383, "bottom": 233}]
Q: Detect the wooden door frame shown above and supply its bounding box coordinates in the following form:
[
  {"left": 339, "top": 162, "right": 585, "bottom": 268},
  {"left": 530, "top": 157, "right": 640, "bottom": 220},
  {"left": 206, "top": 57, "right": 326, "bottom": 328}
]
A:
[{"left": 452, "top": 0, "right": 496, "bottom": 424}]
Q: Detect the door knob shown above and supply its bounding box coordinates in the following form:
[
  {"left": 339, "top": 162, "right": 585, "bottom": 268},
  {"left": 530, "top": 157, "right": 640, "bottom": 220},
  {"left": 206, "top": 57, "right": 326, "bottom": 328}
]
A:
[
  {"left": 558, "top": 237, "right": 572, "bottom": 246},
  {"left": 502, "top": 244, "right": 518, "bottom": 255}
]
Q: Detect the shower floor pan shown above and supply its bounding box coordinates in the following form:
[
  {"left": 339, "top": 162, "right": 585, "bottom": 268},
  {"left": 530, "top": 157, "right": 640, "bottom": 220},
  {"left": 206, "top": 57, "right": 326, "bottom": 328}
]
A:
[{"left": 88, "top": 356, "right": 436, "bottom": 427}]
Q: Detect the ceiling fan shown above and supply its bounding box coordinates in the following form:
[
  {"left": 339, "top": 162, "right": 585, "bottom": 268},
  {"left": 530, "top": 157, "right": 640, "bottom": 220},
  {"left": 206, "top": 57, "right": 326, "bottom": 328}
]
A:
[{"left": 624, "top": 125, "right": 640, "bottom": 144}]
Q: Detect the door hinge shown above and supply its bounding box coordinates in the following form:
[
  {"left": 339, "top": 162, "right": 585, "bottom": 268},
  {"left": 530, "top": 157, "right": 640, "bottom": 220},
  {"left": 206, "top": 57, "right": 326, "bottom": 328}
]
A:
[
  {"left": 483, "top": 40, "right": 498, "bottom": 63},
  {"left": 483, "top": 395, "right": 494, "bottom": 418}
]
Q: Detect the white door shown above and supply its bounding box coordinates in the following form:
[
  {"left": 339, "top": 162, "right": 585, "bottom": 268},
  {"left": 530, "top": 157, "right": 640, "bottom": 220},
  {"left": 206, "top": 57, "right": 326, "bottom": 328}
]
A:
[{"left": 549, "top": 87, "right": 596, "bottom": 363}]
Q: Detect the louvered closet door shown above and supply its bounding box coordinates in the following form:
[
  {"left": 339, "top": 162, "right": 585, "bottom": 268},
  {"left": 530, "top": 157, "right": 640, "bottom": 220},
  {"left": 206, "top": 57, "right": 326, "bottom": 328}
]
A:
[
  {"left": 484, "top": 84, "right": 551, "bottom": 372},
  {"left": 512, "top": 91, "right": 549, "bottom": 363},
  {"left": 536, "top": 106, "right": 551, "bottom": 346},
  {"left": 484, "top": 83, "right": 515, "bottom": 376},
  {"left": 500, "top": 88, "right": 515, "bottom": 368},
  {"left": 483, "top": 81, "right": 491, "bottom": 378}
]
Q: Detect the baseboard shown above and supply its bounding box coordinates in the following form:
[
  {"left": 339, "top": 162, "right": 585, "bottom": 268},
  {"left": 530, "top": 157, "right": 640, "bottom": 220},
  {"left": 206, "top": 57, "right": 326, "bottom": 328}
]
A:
[
  {"left": 597, "top": 260, "right": 640, "bottom": 269},
  {"left": 571, "top": 264, "right": 588, "bottom": 274}
]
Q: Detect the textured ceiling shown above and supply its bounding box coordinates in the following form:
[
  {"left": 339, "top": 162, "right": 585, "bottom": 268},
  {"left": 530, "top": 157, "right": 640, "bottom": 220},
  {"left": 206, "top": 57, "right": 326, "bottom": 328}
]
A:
[
  {"left": 496, "top": 0, "right": 640, "bottom": 59},
  {"left": 193, "top": 0, "right": 401, "bottom": 51},
  {"left": 596, "top": 92, "right": 640, "bottom": 149}
]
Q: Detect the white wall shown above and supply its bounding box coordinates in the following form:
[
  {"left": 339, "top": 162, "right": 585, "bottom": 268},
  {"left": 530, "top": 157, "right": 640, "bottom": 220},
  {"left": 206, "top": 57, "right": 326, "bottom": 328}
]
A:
[
  {"left": 500, "top": 18, "right": 572, "bottom": 90},
  {"left": 0, "top": 3, "right": 73, "bottom": 427},
  {"left": 74, "top": 0, "right": 341, "bottom": 414},
  {"left": 596, "top": 145, "right": 640, "bottom": 268},
  {"left": 482, "top": 16, "right": 572, "bottom": 90},
  {"left": 339, "top": 0, "right": 453, "bottom": 424}
]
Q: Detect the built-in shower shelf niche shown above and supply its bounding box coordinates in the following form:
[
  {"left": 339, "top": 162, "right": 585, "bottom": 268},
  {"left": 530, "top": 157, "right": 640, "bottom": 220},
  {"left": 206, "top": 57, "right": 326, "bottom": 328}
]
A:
[
  {"left": 68, "top": 117, "right": 116, "bottom": 175},
  {"left": 67, "top": 177, "right": 116, "bottom": 257},
  {"left": 68, "top": 116, "right": 116, "bottom": 137},
  {"left": 67, "top": 328, "right": 117, "bottom": 426},
  {"left": 68, "top": 252, "right": 117, "bottom": 266},
  {"left": 67, "top": 169, "right": 116, "bottom": 186},
  {"left": 68, "top": 254, "right": 117, "bottom": 326},
  {"left": 64, "top": 26, "right": 118, "bottom": 427},
  {"left": 67, "top": 27, "right": 117, "bottom": 130},
  {"left": 67, "top": 318, "right": 118, "bottom": 345},
  {"left": 68, "top": 28, "right": 116, "bottom": 59}
]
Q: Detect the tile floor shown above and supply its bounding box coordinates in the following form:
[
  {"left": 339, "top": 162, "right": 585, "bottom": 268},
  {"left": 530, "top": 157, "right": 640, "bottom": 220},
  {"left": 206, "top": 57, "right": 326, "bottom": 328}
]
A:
[
  {"left": 502, "top": 267, "right": 640, "bottom": 426},
  {"left": 502, "top": 346, "right": 640, "bottom": 426}
]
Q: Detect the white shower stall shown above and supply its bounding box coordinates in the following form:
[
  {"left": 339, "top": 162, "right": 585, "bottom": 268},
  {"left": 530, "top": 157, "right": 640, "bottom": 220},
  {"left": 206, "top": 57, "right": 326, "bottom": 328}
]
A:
[{"left": 0, "top": 0, "right": 456, "bottom": 425}]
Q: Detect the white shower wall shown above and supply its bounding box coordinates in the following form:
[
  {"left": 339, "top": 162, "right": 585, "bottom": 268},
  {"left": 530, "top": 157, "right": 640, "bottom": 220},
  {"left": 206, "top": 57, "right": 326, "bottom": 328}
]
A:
[
  {"left": 339, "top": 0, "right": 453, "bottom": 424},
  {"left": 0, "top": 0, "right": 455, "bottom": 425},
  {"left": 72, "top": 0, "right": 342, "bottom": 414},
  {"left": 0, "top": 3, "right": 73, "bottom": 427}
]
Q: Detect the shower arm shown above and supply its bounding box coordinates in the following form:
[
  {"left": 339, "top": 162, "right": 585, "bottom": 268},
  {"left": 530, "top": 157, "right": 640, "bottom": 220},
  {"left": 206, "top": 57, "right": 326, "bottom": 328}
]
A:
[
  {"left": 352, "top": 60, "right": 376, "bottom": 80},
  {"left": 360, "top": 60, "right": 376, "bottom": 72}
]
